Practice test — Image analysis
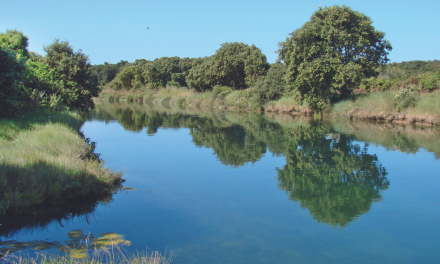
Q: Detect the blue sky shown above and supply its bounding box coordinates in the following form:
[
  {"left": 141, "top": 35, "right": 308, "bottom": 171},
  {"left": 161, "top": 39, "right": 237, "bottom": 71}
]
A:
[{"left": 2, "top": 0, "right": 439, "bottom": 65}]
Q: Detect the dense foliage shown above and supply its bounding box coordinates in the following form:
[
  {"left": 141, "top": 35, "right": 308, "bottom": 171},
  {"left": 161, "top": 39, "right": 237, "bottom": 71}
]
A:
[
  {"left": 42, "top": 40, "right": 99, "bottom": 110},
  {"left": 0, "top": 46, "right": 25, "bottom": 117},
  {"left": 361, "top": 60, "right": 440, "bottom": 92},
  {"left": 106, "top": 57, "right": 203, "bottom": 90},
  {"left": 91, "top": 60, "right": 128, "bottom": 87},
  {"left": 0, "top": 29, "right": 29, "bottom": 59},
  {"left": 0, "top": 30, "right": 28, "bottom": 117},
  {"left": 279, "top": 5, "right": 392, "bottom": 110},
  {"left": 252, "top": 63, "right": 287, "bottom": 106},
  {"left": 106, "top": 42, "right": 268, "bottom": 93},
  {"left": 379, "top": 60, "right": 440, "bottom": 79},
  {"left": 0, "top": 30, "right": 99, "bottom": 117},
  {"left": 186, "top": 42, "right": 268, "bottom": 91}
]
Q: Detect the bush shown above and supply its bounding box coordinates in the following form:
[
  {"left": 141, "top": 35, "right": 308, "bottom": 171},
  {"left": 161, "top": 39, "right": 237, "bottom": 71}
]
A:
[
  {"left": 252, "top": 63, "right": 286, "bottom": 106},
  {"left": 394, "top": 84, "right": 420, "bottom": 112},
  {"left": 212, "top": 85, "right": 233, "bottom": 99},
  {"left": 420, "top": 69, "right": 440, "bottom": 92},
  {"left": 166, "top": 81, "right": 181, "bottom": 87}
]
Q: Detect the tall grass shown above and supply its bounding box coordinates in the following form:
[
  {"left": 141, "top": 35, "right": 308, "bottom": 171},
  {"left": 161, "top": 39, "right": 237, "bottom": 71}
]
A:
[
  {"left": 412, "top": 89, "right": 440, "bottom": 115},
  {"left": 331, "top": 90, "right": 440, "bottom": 120},
  {"left": 331, "top": 92, "right": 396, "bottom": 117},
  {"left": 0, "top": 111, "right": 123, "bottom": 215}
]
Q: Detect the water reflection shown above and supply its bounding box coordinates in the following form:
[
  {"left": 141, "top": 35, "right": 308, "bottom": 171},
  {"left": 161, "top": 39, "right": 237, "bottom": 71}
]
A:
[
  {"left": 191, "top": 123, "right": 266, "bottom": 167},
  {"left": 276, "top": 124, "right": 389, "bottom": 228},
  {"left": 88, "top": 103, "right": 396, "bottom": 227}
]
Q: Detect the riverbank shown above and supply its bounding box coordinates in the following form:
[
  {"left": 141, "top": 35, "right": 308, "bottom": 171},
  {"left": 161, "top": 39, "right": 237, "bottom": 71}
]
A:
[
  {"left": 0, "top": 111, "right": 124, "bottom": 215},
  {"left": 98, "top": 87, "right": 440, "bottom": 126}
]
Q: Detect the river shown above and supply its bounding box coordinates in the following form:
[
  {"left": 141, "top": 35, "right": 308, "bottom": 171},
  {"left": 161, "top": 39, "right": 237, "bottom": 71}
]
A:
[{"left": 1, "top": 102, "right": 440, "bottom": 263}]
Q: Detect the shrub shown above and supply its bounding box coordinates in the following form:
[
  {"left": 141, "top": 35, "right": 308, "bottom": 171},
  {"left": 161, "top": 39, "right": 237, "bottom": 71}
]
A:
[
  {"left": 166, "top": 81, "right": 181, "bottom": 87},
  {"left": 394, "top": 84, "right": 420, "bottom": 112},
  {"left": 252, "top": 63, "right": 287, "bottom": 106},
  {"left": 420, "top": 69, "right": 440, "bottom": 92},
  {"left": 212, "top": 85, "right": 233, "bottom": 99}
]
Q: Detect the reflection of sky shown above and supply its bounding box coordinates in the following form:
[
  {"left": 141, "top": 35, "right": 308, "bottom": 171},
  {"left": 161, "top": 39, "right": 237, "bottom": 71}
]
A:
[{"left": 3, "top": 120, "right": 440, "bottom": 264}]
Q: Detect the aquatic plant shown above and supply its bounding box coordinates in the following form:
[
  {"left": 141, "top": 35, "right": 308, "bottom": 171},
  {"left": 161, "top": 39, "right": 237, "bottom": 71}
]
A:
[{"left": 0, "top": 229, "right": 173, "bottom": 263}]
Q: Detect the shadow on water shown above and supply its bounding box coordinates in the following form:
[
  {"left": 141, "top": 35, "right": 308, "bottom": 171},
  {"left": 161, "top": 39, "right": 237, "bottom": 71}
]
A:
[
  {"left": 0, "top": 196, "right": 133, "bottom": 259},
  {"left": 0, "top": 196, "right": 113, "bottom": 239}
]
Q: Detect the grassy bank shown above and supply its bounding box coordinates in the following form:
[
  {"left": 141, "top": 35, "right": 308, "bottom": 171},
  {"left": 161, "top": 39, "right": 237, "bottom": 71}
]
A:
[
  {"left": 98, "top": 86, "right": 440, "bottom": 126},
  {"left": 331, "top": 90, "right": 440, "bottom": 125},
  {"left": 0, "top": 111, "right": 123, "bottom": 215}
]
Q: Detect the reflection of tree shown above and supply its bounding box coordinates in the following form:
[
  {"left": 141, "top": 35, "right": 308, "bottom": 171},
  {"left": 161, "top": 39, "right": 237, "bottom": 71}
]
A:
[
  {"left": 191, "top": 122, "right": 267, "bottom": 167},
  {"left": 92, "top": 103, "right": 268, "bottom": 166},
  {"left": 91, "top": 103, "right": 395, "bottom": 227},
  {"left": 392, "top": 132, "right": 419, "bottom": 153},
  {"left": 277, "top": 124, "right": 389, "bottom": 228}
]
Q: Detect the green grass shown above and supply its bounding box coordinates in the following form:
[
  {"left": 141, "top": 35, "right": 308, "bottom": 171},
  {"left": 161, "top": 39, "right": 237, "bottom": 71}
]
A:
[
  {"left": 0, "top": 111, "right": 123, "bottom": 215},
  {"left": 0, "top": 112, "right": 84, "bottom": 141},
  {"left": 413, "top": 89, "right": 440, "bottom": 115}
]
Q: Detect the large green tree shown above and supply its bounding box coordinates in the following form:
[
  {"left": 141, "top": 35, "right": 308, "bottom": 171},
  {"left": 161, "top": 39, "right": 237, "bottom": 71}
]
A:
[{"left": 279, "top": 5, "right": 392, "bottom": 110}]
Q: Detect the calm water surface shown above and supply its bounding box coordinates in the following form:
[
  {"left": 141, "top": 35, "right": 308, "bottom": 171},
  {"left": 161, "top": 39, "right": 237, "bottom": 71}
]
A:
[{"left": 1, "top": 103, "right": 440, "bottom": 263}]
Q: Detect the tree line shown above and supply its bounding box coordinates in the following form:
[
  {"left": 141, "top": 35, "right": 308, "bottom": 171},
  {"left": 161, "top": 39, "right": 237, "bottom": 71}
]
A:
[
  {"left": 3, "top": 5, "right": 439, "bottom": 116},
  {"left": 95, "top": 5, "right": 397, "bottom": 111}
]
